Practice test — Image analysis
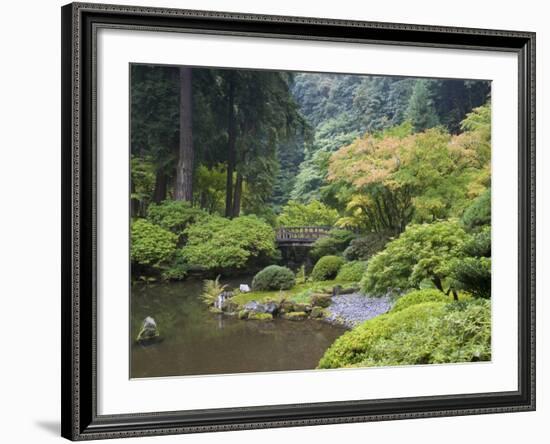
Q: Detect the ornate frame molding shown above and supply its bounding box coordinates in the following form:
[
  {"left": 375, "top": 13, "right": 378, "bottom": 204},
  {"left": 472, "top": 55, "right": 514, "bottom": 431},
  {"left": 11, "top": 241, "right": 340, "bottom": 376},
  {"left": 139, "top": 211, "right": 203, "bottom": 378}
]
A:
[{"left": 61, "top": 2, "right": 535, "bottom": 440}]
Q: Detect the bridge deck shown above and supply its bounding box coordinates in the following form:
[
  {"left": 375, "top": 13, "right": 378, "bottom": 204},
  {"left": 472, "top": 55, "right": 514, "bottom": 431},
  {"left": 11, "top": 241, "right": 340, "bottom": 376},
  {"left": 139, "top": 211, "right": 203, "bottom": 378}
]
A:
[{"left": 275, "top": 226, "right": 331, "bottom": 246}]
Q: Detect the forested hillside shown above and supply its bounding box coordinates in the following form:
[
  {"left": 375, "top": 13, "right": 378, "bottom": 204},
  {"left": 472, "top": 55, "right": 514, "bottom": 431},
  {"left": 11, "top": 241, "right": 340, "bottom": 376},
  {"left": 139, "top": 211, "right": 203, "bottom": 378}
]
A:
[
  {"left": 287, "top": 73, "right": 490, "bottom": 206},
  {"left": 131, "top": 66, "right": 489, "bottom": 224}
]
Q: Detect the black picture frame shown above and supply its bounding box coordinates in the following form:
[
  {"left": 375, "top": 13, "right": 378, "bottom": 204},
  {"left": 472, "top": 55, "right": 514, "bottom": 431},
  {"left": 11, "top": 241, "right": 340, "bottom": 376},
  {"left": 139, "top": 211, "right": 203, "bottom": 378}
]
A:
[{"left": 61, "top": 2, "right": 536, "bottom": 440}]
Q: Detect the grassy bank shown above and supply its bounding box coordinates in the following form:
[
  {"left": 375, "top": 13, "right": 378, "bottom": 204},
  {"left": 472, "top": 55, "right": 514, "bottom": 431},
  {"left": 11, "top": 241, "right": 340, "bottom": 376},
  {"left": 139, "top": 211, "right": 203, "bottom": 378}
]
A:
[{"left": 230, "top": 279, "right": 356, "bottom": 308}]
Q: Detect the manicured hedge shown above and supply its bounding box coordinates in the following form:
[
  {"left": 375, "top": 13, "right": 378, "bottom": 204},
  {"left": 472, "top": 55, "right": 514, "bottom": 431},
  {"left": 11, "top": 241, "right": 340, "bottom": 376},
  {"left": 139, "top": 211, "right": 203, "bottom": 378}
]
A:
[
  {"left": 318, "top": 299, "right": 490, "bottom": 369},
  {"left": 390, "top": 289, "right": 451, "bottom": 313},
  {"left": 131, "top": 219, "right": 177, "bottom": 267},
  {"left": 252, "top": 265, "right": 296, "bottom": 291},
  {"left": 311, "top": 255, "right": 345, "bottom": 281}
]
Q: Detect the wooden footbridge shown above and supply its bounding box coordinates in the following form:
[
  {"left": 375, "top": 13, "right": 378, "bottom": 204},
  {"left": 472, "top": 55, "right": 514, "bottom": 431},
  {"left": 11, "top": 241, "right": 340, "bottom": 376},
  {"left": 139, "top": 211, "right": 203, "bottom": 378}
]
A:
[{"left": 275, "top": 226, "right": 332, "bottom": 247}]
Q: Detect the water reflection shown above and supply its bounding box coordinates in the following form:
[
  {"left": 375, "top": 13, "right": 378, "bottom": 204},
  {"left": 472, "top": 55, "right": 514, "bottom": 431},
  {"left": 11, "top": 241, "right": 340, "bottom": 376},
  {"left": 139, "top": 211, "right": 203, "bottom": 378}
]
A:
[{"left": 130, "top": 278, "right": 346, "bottom": 378}]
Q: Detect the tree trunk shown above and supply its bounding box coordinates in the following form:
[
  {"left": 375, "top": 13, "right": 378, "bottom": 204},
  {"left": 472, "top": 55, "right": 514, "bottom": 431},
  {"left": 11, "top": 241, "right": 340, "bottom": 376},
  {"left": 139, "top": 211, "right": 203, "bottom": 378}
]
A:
[
  {"left": 432, "top": 276, "right": 444, "bottom": 293},
  {"left": 153, "top": 170, "right": 167, "bottom": 203},
  {"left": 452, "top": 288, "right": 459, "bottom": 301},
  {"left": 225, "top": 76, "right": 237, "bottom": 217},
  {"left": 174, "top": 67, "right": 194, "bottom": 201},
  {"left": 232, "top": 173, "right": 243, "bottom": 217},
  {"left": 130, "top": 180, "right": 139, "bottom": 218}
]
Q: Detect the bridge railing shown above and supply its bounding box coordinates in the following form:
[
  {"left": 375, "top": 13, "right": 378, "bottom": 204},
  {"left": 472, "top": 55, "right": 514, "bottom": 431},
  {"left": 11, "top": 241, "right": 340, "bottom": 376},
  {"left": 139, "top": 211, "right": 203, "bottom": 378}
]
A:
[{"left": 275, "top": 226, "right": 332, "bottom": 243}]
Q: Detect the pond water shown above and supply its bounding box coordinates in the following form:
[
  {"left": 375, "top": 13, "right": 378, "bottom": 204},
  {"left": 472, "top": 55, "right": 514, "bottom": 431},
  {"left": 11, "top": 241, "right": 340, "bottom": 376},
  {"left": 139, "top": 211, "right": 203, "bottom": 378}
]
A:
[{"left": 130, "top": 277, "right": 347, "bottom": 378}]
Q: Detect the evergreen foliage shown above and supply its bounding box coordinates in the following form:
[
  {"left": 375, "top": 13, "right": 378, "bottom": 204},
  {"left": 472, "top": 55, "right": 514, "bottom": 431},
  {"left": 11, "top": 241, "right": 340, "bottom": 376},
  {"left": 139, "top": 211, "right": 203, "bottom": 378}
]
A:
[
  {"left": 343, "top": 232, "right": 393, "bottom": 261},
  {"left": 181, "top": 215, "right": 277, "bottom": 271},
  {"left": 311, "top": 256, "right": 345, "bottom": 281},
  {"left": 361, "top": 220, "right": 468, "bottom": 295},
  {"left": 147, "top": 200, "right": 207, "bottom": 236},
  {"left": 252, "top": 265, "right": 296, "bottom": 291},
  {"left": 277, "top": 200, "right": 339, "bottom": 227},
  {"left": 391, "top": 289, "right": 451, "bottom": 313},
  {"left": 310, "top": 229, "right": 357, "bottom": 260},
  {"left": 318, "top": 299, "right": 491, "bottom": 368},
  {"left": 130, "top": 219, "right": 177, "bottom": 267},
  {"left": 462, "top": 188, "right": 491, "bottom": 231},
  {"left": 336, "top": 261, "right": 368, "bottom": 283},
  {"left": 405, "top": 80, "right": 440, "bottom": 131}
]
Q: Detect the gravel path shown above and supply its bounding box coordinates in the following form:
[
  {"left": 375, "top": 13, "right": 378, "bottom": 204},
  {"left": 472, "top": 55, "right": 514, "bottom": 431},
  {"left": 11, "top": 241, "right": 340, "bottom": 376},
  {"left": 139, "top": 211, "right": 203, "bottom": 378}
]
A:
[{"left": 325, "top": 293, "right": 393, "bottom": 328}]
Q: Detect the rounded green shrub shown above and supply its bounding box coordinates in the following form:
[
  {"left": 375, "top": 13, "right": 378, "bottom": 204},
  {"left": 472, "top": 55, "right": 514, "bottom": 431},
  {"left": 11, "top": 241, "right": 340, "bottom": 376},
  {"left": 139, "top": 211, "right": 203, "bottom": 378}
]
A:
[
  {"left": 391, "top": 289, "right": 451, "bottom": 313},
  {"left": 336, "top": 261, "right": 368, "bottom": 283},
  {"left": 147, "top": 200, "right": 207, "bottom": 236},
  {"left": 311, "top": 255, "right": 345, "bottom": 281},
  {"left": 131, "top": 219, "right": 177, "bottom": 267},
  {"left": 182, "top": 215, "right": 277, "bottom": 270},
  {"left": 161, "top": 250, "right": 190, "bottom": 281},
  {"left": 252, "top": 265, "right": 296, "bottom": 291},
  {"left": 318, "top": 299, "right": 491, "bottom": 369}
]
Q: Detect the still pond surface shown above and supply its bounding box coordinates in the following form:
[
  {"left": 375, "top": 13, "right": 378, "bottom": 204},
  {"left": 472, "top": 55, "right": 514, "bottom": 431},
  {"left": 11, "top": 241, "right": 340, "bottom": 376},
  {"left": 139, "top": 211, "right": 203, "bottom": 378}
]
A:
[{"left": 131, "top": 277, "right": 346, "bottom": 378}]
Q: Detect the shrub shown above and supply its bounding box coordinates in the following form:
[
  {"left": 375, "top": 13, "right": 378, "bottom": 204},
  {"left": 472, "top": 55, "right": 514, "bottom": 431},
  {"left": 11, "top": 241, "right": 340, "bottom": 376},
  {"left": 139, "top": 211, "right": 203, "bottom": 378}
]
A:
[
  {"left": 311, "top": 255, "right": 345, "bottom": 281},
  {"left": 131, "top": 219, "right": 177, "bottom": 267},
  {"left": 310, "top": 229, "right": 357, "bottom": 260},
  {"left": 277, "top": 200, "right": 339, "bottom": 227},
  {"left": 463, "top": 226, "right": 491, "bottom": 258},
  {"left": 391, "top": 289, "right": 451, "bottom": 313},
  {"left": 343, "top": 232, "right": 392, "bottom": 261},
  {"left": 361, "top": 220, "right": 468, "bottom": 296},
  {"left": 252, "top": 265, "right": 296, "bottom": 291},
  {"left": 147, "top": 200, "right": 207, "bottom": 237},
  {"left": 182, "top": 215, "right": 277, "bottom": 270},
  {"left": 462, "top": 188, "right": 491, "bottom": 231},
  {"left": 449, "top": 226, "right": 491, "bottom": 299},
  {"left": 336, "top": 261, "right": 368, "bottom": 283},
  {"left": 450, "top": 257, "right": 491, "bottom": 299},
  {"left": 318, "top": 299, "right": 491, "bottom": 369},
  {"left": 161, "top": 251, "right": 190, "bottom": 281}
]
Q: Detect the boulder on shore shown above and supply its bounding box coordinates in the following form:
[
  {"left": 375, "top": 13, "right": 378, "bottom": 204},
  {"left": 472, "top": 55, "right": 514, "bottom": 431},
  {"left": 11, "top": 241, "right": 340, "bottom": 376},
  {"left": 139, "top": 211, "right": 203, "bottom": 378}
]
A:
[
  {"left": 310, "top": 306, "right": 326, "bottom": 319},
  {"left": 243, "top": 300, "right": 279, "bottom": 316},
  {"left": 311, "top": 293, "right": 332, "bottom": 308}
]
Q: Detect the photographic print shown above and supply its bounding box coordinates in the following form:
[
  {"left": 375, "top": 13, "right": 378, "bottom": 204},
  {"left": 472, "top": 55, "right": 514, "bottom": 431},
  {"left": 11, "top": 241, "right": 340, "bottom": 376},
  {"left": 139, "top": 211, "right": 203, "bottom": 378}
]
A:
[
  {"left": 129, "top": 65, "right": 492, "bottom": 378},
  {"left": 62, "top": 5, "right": 536, "bottom": 438}
]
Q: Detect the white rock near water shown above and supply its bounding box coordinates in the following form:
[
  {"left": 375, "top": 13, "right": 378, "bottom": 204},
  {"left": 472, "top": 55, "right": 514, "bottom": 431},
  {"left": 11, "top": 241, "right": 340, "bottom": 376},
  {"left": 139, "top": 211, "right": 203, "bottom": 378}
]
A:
[
  {"left": 143, "top": 316, "right": 156, "bottom": 329},
  {"left": 239, "top": 284, "right": 251, "bottom": 292},
  {"left": 136, "top": 316, "right": 160, "bottom": 343}
]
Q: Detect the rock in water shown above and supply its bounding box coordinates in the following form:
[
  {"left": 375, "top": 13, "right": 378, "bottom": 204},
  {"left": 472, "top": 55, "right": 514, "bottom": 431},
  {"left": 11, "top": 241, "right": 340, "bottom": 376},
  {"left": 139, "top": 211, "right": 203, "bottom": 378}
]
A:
[
  {"left": 239, "top": 284, "right": 251, "bottom": 293},
  {"left": 244, "top": 301, "right": 262, "bottom": 312},
  {"left": 264, "top": 301, "right": 279, "bottom": 315},
  {"left": 243, "top": 300, "right": 279, "bottom": 315},
  {"left": 136, "top": 316, "right": 161, "bottom": 345}
]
